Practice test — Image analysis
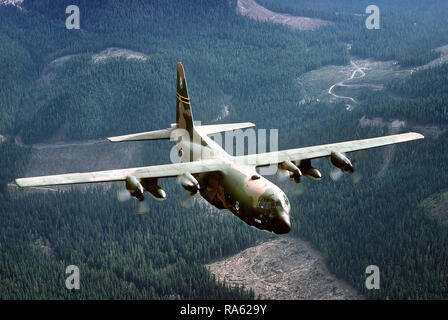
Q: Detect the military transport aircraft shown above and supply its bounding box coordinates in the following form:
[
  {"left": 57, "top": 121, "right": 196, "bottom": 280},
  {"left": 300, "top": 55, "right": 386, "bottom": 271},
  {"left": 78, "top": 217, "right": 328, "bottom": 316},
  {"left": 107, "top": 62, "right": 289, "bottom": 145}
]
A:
[{"left": 16, "top": 62, "right": 424, "bottom": 234}]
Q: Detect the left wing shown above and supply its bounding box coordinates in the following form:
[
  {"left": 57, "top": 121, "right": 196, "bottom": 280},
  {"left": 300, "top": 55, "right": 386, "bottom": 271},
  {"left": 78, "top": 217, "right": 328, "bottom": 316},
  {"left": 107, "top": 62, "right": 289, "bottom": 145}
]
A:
[
  {"left": 234, "top": 132, "right": 424, "bottom": 167},
  {"left": 15, "top": 158, "right": 228, "bottom": 188}
]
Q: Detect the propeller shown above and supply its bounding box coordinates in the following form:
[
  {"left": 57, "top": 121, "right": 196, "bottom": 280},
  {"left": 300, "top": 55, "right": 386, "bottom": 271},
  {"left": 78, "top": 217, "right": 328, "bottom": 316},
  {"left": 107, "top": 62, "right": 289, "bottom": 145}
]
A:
[
  {"left": 330, "top": 168, "right": 344, "bottom": 181},
  {"left": 350, "top": 151, "right": 365, "bottom": 183},
  {"left": 347, "top": 151, "right": 364, "bottom": 184},
  {"left": 177, "top": 174, "right": 199, "bottom": 209},
  {"left": 117, "top": 189, "right": 149, "bottom": 214},
  {"left": 330, "top": 167, "right": 362, "bottom": 183},
  {"left": 276, "top": 168, "right": 291, "bottom": 183},
  {"left": 292, "top": 182, "right": 305, "bottom": 196},
  {"left": 180, "top": 192, "right": 196, "bottom": 209},
  {"left": 276, "top": 166, "right": 305, "bottom": 196},
  {"left": 137, "top": 199, "right": 150, "bottom": 215},
  {"left": 278, "top": 174, "right": 305, "bottom": 196},
  {"left": 351, "top": 171, "right": 362, "bottom": 184},
  {"left": 330, "top": 151, "right": 365, "bottom": 183},
  {"left": 117, "top": 189, "right": 132, "bottom": 202}
]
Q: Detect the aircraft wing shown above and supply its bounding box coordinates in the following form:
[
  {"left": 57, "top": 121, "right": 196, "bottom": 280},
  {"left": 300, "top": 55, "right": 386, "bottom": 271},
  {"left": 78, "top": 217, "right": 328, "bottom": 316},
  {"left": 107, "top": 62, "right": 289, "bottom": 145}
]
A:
[
  {"left": 234, "top": 132, "right": 424, "bottom": 167},
  {"left": 15, "top": 158, "right": 228, "bottom": 188}
]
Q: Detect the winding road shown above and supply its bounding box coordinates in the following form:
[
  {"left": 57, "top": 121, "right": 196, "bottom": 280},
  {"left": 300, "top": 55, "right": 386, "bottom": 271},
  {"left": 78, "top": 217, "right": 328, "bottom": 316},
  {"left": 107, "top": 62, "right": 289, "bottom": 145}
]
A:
[{"left": 328, "top": 60, "right": 366, "bottom": 105}]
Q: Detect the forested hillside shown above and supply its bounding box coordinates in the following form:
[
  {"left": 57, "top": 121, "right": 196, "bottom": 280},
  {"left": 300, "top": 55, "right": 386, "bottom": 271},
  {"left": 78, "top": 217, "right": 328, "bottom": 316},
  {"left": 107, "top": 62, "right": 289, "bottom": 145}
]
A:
[
  {"left": 257, "top": 0, "right": 448, "bottom": 66},
  {"left": 1, "top": 0, "right": 448, "bottom": 299}
]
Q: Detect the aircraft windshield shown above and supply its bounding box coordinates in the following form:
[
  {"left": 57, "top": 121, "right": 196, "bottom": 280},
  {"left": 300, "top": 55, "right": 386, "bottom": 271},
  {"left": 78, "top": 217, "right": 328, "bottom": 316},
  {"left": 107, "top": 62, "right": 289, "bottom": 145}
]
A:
[{"left": 257, "top": 197, "right": 282, "bottom": 210}]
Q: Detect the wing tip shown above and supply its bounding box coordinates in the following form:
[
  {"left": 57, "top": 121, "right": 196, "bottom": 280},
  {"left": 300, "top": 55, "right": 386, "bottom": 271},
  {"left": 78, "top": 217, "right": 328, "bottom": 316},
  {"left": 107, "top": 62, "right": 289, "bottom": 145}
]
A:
[
  {"left": 15, "top": 178, "right": 25, "bottom": 188},
  {"left": 107, "top": 136, "right": 119, "bottom": 142},
  {"left": 409, "top": 132, "right": 425, "bottom": 139}
]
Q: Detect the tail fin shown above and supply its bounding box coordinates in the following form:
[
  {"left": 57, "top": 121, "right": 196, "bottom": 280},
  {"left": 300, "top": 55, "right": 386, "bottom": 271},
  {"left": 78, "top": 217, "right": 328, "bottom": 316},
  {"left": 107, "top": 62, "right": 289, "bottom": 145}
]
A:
[{"left": 176, "top": 62, "right": 194, "bottom": 137}]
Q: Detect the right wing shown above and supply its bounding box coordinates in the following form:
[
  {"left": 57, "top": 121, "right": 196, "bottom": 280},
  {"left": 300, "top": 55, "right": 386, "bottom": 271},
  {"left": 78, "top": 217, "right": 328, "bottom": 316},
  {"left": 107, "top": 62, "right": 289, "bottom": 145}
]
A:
[
  {"left": 234, "top": 132, "right": 424, "bottom": 167},
  {"left": 15, "top": 158, "right": 228, "bottom": 188}
]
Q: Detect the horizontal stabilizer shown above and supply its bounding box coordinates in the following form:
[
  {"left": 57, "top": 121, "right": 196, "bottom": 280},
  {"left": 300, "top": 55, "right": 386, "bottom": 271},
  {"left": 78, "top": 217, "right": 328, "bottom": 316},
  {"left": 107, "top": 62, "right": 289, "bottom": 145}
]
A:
[
  {"left": 195, "top": 122, "right": 255, "bottom": 135},
  {"left": 108, "top": 127, "right": 174, "bottom": 142}
]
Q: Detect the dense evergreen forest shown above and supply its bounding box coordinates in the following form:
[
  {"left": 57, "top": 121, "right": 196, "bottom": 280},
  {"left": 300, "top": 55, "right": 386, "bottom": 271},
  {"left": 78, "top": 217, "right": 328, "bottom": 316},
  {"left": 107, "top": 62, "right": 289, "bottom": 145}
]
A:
[{"left": 1, "top": 0, "right": 448, "bottom": 299}]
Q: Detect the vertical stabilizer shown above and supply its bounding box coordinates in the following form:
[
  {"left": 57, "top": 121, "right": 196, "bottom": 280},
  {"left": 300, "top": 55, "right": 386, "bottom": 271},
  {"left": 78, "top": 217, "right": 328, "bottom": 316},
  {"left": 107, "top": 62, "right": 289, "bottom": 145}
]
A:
[{"left": 176, "top": 62, "right": 194, "bottom": 137}]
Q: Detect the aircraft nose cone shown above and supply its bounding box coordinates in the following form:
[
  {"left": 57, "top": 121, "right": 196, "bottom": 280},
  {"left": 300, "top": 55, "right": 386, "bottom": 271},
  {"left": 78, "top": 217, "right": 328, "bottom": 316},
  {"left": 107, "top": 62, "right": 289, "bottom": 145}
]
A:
[{"left": 273, "top": 213, "right": 291, "bottom": 234}]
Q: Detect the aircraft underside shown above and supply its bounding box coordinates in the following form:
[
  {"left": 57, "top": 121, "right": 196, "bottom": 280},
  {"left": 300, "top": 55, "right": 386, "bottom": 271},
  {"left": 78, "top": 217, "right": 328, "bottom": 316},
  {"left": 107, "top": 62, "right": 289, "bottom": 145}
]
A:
[{"left": 196, "top": 171, "right": 290, "bottom": 234}]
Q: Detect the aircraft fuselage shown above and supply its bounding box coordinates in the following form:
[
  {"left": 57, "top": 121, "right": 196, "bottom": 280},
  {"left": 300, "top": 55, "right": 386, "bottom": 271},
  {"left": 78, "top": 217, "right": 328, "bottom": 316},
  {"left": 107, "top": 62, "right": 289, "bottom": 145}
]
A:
[
  {"left": 197, "top": 164, "right": 291, "bottom": 234},
  {"left": 175, "top": 132, "right": 291, "bottom": 234}
]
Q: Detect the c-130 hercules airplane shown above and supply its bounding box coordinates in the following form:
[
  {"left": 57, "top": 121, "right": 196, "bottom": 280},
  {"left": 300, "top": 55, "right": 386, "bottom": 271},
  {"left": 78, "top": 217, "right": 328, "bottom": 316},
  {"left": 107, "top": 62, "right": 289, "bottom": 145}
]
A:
[{"left": 16, "top": 63, "right": 424, "bottom": 234}]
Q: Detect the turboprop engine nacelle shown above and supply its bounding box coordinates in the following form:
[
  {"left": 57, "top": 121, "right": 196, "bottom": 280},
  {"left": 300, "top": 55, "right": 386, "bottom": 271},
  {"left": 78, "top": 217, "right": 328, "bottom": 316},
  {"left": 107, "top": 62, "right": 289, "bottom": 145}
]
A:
[
  {"left": 125, "top": 175, "right": 144, "bottom": 200},
  {"left": 279, "top": 160, "right": 302, "bottom": 183},
  {"left": 178, "top": 173, "right": 200, "bottom": 194},
  {"left": 303, "top": 168, "right": 322, "bottom": 180},
  {"left": 140, "top": 178, "right": 167, "bottom": 201},
  {"left": 330, "top": 152, "right": 354, "bottom": 173},
  {"left": 298, "top": 159, "right": 322, "bottom": 180}
]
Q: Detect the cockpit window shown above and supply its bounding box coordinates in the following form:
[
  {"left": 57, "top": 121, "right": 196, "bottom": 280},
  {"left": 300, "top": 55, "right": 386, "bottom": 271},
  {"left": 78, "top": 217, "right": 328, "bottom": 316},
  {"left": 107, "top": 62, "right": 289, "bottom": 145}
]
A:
[{"left": 257, "top": 198, "right": 283, "bottom": 210}]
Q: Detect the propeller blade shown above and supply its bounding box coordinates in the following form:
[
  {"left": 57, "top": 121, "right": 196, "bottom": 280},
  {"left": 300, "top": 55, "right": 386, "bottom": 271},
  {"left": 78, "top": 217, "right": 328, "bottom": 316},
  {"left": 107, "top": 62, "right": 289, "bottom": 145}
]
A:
[
  {"left": 351, "top": 171, "right": 362, "bottom": 184},
  {"left": 276, "top": 168, "right": 290, "bottom": 183},
  {"left": 330, "top": 169, "right": 343, "bottom": 182},
  {"left": 117, "top": 189, "right": 132, "bottom": 202},
  {"left": 180, "top": 193, "right": 195, "bottom": 209},
  {"left": 292, "top": 183, "right": 305, "bottom": 196},
  {"left": 137, "top": 200, "right": 149, "bottom": 215},
  {"left": 349, "top": 151, "right": 364, "bottom": 184}
]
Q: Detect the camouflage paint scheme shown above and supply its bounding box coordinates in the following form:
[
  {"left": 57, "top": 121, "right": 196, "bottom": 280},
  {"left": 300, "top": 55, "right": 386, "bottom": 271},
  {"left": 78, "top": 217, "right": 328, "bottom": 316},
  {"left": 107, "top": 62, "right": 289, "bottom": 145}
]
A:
[
  {"left": 174, "top": 62, "right": 291, "bottom": 234},
  {"left": 15, "top": 62, "right": 424, "bottom": 234}
]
